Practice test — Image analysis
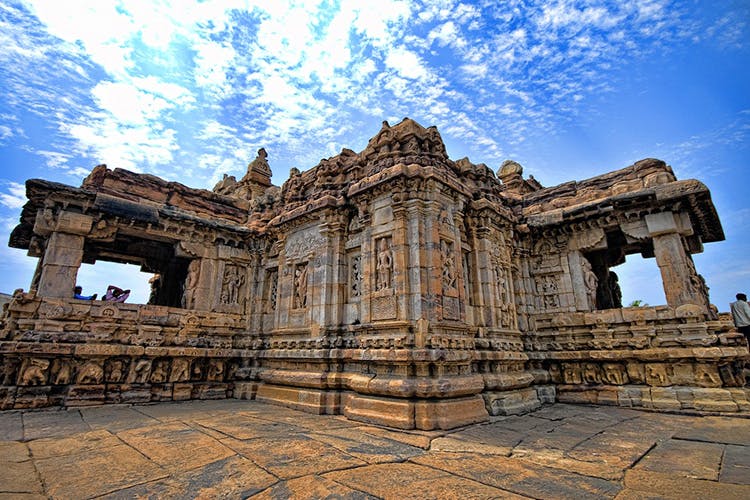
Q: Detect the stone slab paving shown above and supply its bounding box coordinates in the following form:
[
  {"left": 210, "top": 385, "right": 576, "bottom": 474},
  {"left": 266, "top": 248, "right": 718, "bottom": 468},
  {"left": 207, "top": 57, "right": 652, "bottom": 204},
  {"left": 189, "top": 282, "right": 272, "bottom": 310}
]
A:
[{"left": 0, "top": 400, "right": 748, "bottom": 499}]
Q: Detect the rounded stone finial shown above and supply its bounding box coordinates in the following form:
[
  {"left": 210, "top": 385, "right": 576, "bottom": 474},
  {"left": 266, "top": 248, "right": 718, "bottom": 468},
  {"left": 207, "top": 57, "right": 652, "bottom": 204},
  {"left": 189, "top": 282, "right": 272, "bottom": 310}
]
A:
[{"left": 498, "top": 160, "right": 523, "bottom": 178}]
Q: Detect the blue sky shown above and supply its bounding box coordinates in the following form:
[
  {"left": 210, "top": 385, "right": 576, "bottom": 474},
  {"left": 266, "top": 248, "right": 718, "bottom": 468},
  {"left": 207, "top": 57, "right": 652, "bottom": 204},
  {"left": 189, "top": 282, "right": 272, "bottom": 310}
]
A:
[{"left": 0, "top": 0, "right": 748, "bottom": 308}]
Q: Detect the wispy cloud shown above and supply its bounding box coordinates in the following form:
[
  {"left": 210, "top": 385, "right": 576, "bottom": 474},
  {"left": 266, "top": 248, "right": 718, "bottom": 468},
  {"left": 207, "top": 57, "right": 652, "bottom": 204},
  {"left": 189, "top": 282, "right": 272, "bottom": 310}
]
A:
[
  {"left": 0, "top": 182, "right": 26, "bottom": 209},
  {"left": 0, "top": 0, "right": 745, "bottom": 189}
]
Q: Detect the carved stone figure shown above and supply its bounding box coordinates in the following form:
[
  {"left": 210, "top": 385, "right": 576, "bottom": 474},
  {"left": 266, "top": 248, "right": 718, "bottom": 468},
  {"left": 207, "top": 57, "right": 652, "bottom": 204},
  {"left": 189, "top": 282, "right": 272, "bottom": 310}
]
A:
[
  {"left": 170, "top": 358, "right": 190, "bottom": 382},
  {"left": 563, "top": 363, "right": 582, "bottom": 384},
  {"left": 148, "top": 274, "right": 161, "bottom": 305},
  {"left": 77, "top": 361, "right": 104, "bottom": 384},
  {"left": 182, "top": 260, "right": 200, "bottom": 309},
  {"left": 266, "top": 269, "right": 278, "bottom": 312},
  {"left": 441, "top": 240, "right": 457, "bottom": 293},
  {"left": 51, "top": 359, "right": 73, "bottom": 385},
  {"left": 608, "top": 271, "right": 622, "bottom": 309},
  {"left": 20, "top": 358, "right": 50, "bottom": 386},
  {"left": 106, "top": 359, "right": 126, "bottom": 383},
  {"left": 208, "top": 360, "right": 225, "bottom": 381},
  {"left": 191, "top": 359, "right": 206, "bottom": 380},
  {"left": 294, "top": 263, "right": 308, "bottom": 309},
  {"left": 376, "top": 238, "right": 393, "bottom": 291},
  {"left": 150, "top": 359, "right": 169, "bottom": 383},
  {"left": 1, "top": 357, "right": 20, "bottom": 385},
  {"left": 602, "top": 363, "right": 628, "bottom": 385},
  {"left": 646, "top": 363, "right": 668, "bottom": 386},
  {"left": 350, "top": 255, "right": 362, "bottom": 298},
  {"left": 129, "top": 359, "right": 152, "bottom": 384},
  {"left": 222, "top": 265, "right": 245, "bottom": 305},
  {"left": 581, "top": 258, "right": 598, "bottom": 309},
  {"left": 212, "top": 174, "right": 237, "bottom": 195},
  {"left": 583, "top": 363, "right": 600, "bottom": 384}
]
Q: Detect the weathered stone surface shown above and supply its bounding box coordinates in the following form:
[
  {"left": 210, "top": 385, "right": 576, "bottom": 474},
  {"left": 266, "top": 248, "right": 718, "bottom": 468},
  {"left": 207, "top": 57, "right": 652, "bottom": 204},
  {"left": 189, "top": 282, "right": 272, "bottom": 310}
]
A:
[
  {"left": 220, "top": 434, "right": 367, "bottom": 479},
  {"left": 720, "top": 444, "right": 750, "bottom": 485},
  {"left": 116, "top": 422, "right": 235, "bottom": 471},
  {"left": 0, "top": 400, "right": 748, "bottom": 498},
  {"left": 633, "top": 439, "right": 724, "bottom": 480},
  {"left": 326, "top": 462, "right": 522, "bottom": 499},
  {"left": 22, "top": 409, "right": 90, "bottom": 440},
  {"left": 79, "top": 405, "right": 160, "bottom": 432},
  {"left": 105, "top": 455, "right": 277, "bottom": 499},
  {"left": 308, "top": 427, "right": 424, "bottom": 464},
  {"left": 35, "top": 442, "right": 168, "bottom": 498},
  {"left": 252, "top": 474, "right": 377, "bottom": 500},
  {"left": 672, "top": 415, "right": 750, "bottom": 446},
  {"left": 412, "top": 452, "right": 622, "bottom": 498},
  {"left": 0, "top": 457, "right": 43, "bottom": 494},
  {"left": 28, "top": 429, "right": 120, "bottom": 459},
  {"left": 624, "top": 469, "right": 750, "bottom": 499},
  {"left": 0, "top": 412, "right": 23, "bottom": 440}
]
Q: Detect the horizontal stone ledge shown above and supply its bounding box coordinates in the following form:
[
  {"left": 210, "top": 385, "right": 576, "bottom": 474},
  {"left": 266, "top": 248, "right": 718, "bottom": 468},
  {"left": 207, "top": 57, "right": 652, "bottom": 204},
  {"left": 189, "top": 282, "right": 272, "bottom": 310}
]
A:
[
  {"left": 0, "top": 341, "right": 76, "bottom": 355},
  {"left": 255, "top": 370, "right": 485, "bottom": 398},
  {"left": 482, "top": 372, "right": 535, "bottom": 391},
  {"left": 472, "top": 351, "right": 529, "bottom": 361},
  {"left": 526, "top": 346, "right": 748, "bottom": 361},
  {"left": 346, "top": 372, "right": 485, "bottom": 398}
]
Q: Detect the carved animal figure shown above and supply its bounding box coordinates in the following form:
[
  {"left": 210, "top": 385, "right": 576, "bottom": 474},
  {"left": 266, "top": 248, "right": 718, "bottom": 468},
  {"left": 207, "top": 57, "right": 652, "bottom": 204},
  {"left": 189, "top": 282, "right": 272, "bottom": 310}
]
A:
[
  {"left": 20, "top": 358, "right": 50, "bottom": 386},
  {"left": 106, "top": 359, "right": 125, "bottom": 382},
  {"left": 77, "top": 361, "right": 104, "bottom": 384},
  {"left": 52, "top": 359, "right": 72, "bottom": 385}
]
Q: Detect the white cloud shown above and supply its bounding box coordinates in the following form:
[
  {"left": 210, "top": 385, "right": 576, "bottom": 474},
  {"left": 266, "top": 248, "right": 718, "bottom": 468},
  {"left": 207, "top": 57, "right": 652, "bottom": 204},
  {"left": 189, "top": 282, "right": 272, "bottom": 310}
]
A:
[
  {"left": 429, "top": 21, "right": 461, "bottom": 48},
  {"left": 0, "top": 182, "right": 27, "bottom": 209},
  {"left": 385, "top": 47, "right": 429, "bottom": 80}
]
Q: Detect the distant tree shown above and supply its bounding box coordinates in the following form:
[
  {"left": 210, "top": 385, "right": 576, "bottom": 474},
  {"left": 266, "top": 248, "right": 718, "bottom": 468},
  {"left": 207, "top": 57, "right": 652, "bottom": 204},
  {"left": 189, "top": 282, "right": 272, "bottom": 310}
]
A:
[{"left": 628, "top": 299, "right": 648, "bottom": 307}]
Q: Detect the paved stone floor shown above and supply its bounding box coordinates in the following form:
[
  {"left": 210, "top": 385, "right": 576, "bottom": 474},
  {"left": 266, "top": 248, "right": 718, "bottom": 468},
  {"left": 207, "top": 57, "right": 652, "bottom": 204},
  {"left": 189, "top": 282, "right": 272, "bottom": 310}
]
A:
[{"left": 1, "top": 400, "right": 749, "bottom": 499}]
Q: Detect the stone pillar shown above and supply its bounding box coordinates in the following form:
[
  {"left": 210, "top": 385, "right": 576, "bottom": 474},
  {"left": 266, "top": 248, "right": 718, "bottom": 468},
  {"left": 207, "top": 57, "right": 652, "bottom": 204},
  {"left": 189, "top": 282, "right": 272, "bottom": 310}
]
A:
[
  {"left": 319, "top": 215, "right": 347, "bottom": 330},
  {"left": 472, "top": 223, "right": 494, "bottom": 328},
  {"left": 403, "top": 200, "right": 425, "bottom": 322},
  {"left": 36, "top": 212, "right": 93, "bottom": 298},
  {"left": 646, "top": 212, "right": 701, "bottom": 308}
]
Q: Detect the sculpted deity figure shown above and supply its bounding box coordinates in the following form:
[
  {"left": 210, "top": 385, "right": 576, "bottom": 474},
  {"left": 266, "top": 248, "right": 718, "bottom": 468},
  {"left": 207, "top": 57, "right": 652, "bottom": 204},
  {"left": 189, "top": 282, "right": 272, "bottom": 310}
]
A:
[
  {"left": 376, "top": 238, "right": 393, "bottom": 291},
  {"left": 441, "top": 240, "right": 457, "bottom": 292},
  {"left": 282, "top": 167, "right": 304, "bottom": 202},
  {"left": 222, "top": 265, "right": 245, "bottom": 305},
  {"left": 182, "top": 260, "right": 200, "bottom": 309},
  {"left": 581, "top": 257, "right": 598, "bottom": 309},
  {"left": 350, "top": 255, "right": 362, "bottom": 298},
  {"left": 294, "top": 264, "right": 308, "bottom": 309},
  {"left": 266, "top": 270, "right": 278, "bottom": 312}
]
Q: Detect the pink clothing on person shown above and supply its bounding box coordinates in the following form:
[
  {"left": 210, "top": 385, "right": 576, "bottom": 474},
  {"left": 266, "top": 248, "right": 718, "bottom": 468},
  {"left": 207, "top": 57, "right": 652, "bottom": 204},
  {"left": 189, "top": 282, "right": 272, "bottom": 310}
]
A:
[{"left": 103, "top": 285, "right": 130, "bottom": 303}]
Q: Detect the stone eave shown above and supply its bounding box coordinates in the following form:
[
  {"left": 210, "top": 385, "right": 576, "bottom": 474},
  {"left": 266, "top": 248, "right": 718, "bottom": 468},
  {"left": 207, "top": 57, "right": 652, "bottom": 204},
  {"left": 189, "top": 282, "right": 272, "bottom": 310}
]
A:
[
  {"left": 268, "top": 194, "right": 344, "bottom": 228},
  {"left": 84, "top": 166, "right": 251, "bottom": 224},
  {"left": 523, "top": 179, "right": 724, "bottom": 242},
  {"left": 9, "top": 178, "right": 261, "bottom": 252},
  {"left": 347, "top": 162, "right": 471, "bottom": 198},
  {"left": 468, "top": 198, "right": 517, "bottom": 225},
  {"left": 521, "top": 158, "right": 674, "bottom": 209}
]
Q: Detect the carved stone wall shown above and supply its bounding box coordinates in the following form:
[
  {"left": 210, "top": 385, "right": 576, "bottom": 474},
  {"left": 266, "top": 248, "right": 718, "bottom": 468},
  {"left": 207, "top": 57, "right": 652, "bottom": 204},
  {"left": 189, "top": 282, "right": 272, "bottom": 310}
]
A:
[{"left": 3, "top": 118, "right": 747, "bottom": 428}]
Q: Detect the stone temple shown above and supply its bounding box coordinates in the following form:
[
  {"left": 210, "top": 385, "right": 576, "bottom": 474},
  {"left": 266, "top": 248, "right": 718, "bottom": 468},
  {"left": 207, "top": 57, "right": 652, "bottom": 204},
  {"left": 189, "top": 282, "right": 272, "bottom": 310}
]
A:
[{"left": 2, "top": 118, "right": 748, "bottom": 429}]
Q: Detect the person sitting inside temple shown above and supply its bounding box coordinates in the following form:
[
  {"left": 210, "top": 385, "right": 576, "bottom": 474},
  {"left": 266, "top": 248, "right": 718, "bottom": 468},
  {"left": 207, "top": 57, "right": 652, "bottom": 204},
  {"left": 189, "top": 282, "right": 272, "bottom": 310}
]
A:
[
  {"left": 73, "top": 286, "right": 97, "bottom": 300},
  {"left": 103, "top": 285, "right": 130, "bottom": 303}
]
